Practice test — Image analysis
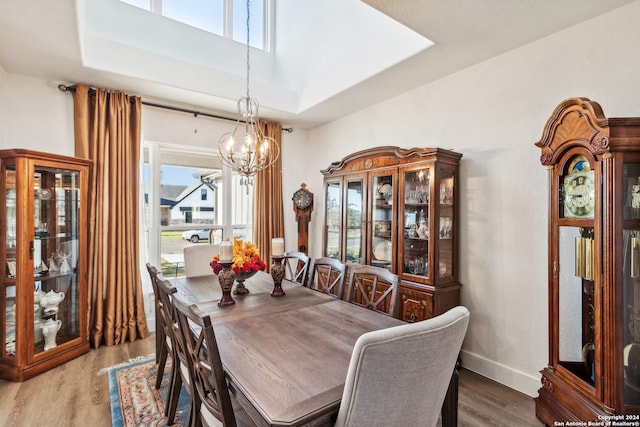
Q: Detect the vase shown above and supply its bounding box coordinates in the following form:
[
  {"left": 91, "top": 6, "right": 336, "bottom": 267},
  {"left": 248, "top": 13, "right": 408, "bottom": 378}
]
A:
[
  {"left": 234, "top": 270, "right": 257, "bottom": 295},
  {"left": 270, "top": 257, "right": 286, "bottom": 297},
  {"left": 42, "top": 319, "right": 62, "bottom": 351},
  {"left": 217, "top": 261, "right": 236, "bottom": 307}
]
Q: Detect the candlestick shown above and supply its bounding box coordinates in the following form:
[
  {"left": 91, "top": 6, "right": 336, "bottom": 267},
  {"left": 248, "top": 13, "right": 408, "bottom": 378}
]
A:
[
  {"left": 272, "top": 238, "right": 284, "bottom": 257},
  {"left": 270, "top": 256, "right": 286, "bottom": 297},
  {"left": 220, "top": 241, "right": 233, "bottom": 262},
  {"left": 217, "top": 261, "right": 235, "bottom": 307}
]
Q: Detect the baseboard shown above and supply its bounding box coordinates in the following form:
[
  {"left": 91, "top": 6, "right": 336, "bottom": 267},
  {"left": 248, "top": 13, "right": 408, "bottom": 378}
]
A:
[{"left": 461, "top": 349, "right": 541, "bottom": 397}]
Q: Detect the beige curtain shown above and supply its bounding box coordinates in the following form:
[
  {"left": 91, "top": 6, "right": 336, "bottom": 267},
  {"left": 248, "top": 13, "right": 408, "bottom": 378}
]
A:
[
  {"left": 71, "top": 84, "right": 149, "bottom": 348},
  {"left": 255, "top": 120, "right": 284, "bottom": 270}
]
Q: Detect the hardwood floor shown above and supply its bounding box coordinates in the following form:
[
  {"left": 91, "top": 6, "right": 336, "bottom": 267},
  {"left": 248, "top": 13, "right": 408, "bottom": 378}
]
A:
[{"left": 0, "top": 334, "right": 543, "bottom": 427}]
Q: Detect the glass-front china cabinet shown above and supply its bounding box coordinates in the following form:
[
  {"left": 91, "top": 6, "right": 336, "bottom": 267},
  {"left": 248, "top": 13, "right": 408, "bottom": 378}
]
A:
[
  {"left": 0, "top": 149, "right": 90, "bottom": 381},
  {"left": 535, "top": 98, "right": 640, "bottom": 422},
  {"left": 321, "top": 146, "right": 462, "bottom": 321}
]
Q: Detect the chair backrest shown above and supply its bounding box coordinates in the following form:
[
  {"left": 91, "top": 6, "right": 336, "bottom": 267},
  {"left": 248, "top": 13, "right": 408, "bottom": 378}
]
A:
[
  {"left": 306, "top": 257, "right": 347, "bottom": 298},
  {"left": 155, "top": 276, "right": 178, "bottom": 354},
  {"left": 283, "top": 251, "right": 310, "bottom": 285},
  {"left": 345, "top": 265, "right": 400, "bottom": 317},
  {"left": 334, "top": 306, "right": 470, "bottom": 427},
  {"left": 145, "top": 263, "right": 164, "bottom": 357},
  {"left": 183, "top": 243, "right": 220, "bottom": 277},
  {"left": 172, "top": 292, "right": 238, "bottom": 427}
]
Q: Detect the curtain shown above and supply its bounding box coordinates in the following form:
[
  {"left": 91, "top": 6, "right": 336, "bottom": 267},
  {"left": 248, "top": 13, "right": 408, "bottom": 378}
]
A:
[
  {"left": 255, "top": 120, "right": 284, "bottom": 270},
  {"left": 71, "top": 84, "right": 149, "bottom": 348}
]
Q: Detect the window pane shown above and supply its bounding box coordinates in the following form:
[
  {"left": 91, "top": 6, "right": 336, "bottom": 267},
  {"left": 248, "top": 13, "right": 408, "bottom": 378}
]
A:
[
  {"left": 232, "top": 0, "right": 264, "bottom": 48},
  {"left": 163, "top": 0, "right": 223, "bottom": 35}
]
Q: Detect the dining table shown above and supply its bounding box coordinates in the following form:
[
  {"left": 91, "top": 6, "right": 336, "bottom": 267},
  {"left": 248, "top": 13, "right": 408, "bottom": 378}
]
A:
[{"left": 171, "top": 271, "right": 458, "bottom": 427}]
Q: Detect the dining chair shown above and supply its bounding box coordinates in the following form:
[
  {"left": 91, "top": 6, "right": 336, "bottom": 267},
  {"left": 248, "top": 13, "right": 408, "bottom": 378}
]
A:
[
  {"left": 172, "top": 292, "right": 239, "bottom": 427},
  {"left": 155, "top": 276, "right": 187, "bottom": 425},
  {"left": 344, "top": 264, "right": 400, "bottom": 317},
  {"left": 146, "top": 263, "right": 173, "bottom": 390},
  {"left": 306, "top": 257, "right": 347, "bottom": 298},
  {"left": 283, "top": 251, "right": 310, "bottom": 285},
  {"left": 145, "top": 264, "right": 163, "bottom": 366},
  {"left": 184, "top": 243, "right": 220, "bottom": 277},
  {"left": 333, "top": 306, "right": 470, "bottom": 427}
]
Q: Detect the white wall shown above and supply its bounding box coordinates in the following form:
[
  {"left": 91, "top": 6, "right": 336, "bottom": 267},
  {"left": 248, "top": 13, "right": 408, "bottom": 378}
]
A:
[
  {"left": 280, "top": 1, "right": 640, "bottom": 397},
  {"left": 3, "top": 0, "right": 640, "bottom": 398},
  {"left": 0, "top": 73, "right": 74, "bottom": 153}
]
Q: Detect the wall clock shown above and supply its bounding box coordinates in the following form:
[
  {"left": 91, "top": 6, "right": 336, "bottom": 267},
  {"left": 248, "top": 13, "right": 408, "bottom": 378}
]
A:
[{"left": 292, "top": 183, "right": 313, "bottom": 253}]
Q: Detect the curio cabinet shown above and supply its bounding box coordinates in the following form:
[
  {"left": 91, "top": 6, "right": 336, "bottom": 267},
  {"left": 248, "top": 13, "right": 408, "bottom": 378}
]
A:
[
  {"left": 0, "top": 149, "right": 90, "bottom": 381},
  {"left": 321, "top": 146, "right": 462, "bottom": 321},
  {"left": 535, "top": 98, "right": 640, "bottom": 422}
]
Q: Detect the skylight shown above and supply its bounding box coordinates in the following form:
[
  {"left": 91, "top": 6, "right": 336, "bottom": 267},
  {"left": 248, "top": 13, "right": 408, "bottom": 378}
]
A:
[{"left": 120, "top": 0, "right": 267, "bottom": 49}]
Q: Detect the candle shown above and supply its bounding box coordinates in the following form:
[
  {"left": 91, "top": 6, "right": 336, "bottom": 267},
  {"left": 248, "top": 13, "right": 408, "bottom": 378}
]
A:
[
  {"left": 272, "top": 238, "right": 284, "bottom": 257},
  {"left": 220, "top": 241, "right": 233, "bottom": 262}
]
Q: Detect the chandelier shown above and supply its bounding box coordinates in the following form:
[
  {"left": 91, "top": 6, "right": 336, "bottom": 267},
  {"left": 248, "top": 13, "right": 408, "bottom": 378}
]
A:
[{"left": 218, "top": 0, "right": 279, "bottom": 187}]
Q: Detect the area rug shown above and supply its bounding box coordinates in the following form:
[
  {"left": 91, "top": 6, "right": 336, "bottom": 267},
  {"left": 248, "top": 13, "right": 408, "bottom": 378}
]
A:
[{"left": 105, "top": 356, "right": 189, "bottom": 427}]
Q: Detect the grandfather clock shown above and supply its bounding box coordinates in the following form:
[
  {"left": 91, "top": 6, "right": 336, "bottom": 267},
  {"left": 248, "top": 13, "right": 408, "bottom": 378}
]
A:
[
  {"left": 535, "top": 98, "right": 640, "bottom": 422},
  {"left": 292, "top": 183, "right": 313, "bottom": 253}
]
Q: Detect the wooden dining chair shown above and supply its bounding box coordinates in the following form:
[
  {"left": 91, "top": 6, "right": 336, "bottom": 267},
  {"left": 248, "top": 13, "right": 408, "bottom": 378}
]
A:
[
  {"left": 172, "top": 292, "right": 238, "bottom": 427},
  {"left": 306, "top": 257, "right": 347, "bottom": 298},
  {"left": 283, "top": 251, "right": 310, "bottom": 285},
  {"left": 333, "top": 306, "right": 470, "bottom": 427},
  {"left": 155, "top": 276, "right": 187, "bottom": 425},
  {"left": 146, "top": 263, "right": 173, "bottom": 390},
  {"left": 345, "top": 264, "right": 400, "bottom": 317}
]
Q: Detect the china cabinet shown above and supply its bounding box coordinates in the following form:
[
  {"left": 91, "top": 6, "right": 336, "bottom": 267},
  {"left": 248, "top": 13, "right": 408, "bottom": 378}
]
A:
[
  {"left": 535, "top": 98, "right": 640, "bottom": 422},
  {"left": 0, "top": 149, "right": 90, "bottom": 381},
  {"left": 321, "top": 146, "right": 462, "bottom": 321}
]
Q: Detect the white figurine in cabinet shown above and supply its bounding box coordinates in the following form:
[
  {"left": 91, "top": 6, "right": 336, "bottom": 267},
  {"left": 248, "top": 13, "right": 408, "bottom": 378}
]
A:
[
  {"left": 39, "top": 290, "right": 65, "bottom": 314},
  {"left": 41, "top": 319, "right": 62, "bottom": 351}
]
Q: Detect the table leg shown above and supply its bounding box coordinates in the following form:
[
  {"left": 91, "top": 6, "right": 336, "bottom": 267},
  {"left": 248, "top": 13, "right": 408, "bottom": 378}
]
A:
[{"left": 441, "top": 367, "right": 459, "bottom": 427}]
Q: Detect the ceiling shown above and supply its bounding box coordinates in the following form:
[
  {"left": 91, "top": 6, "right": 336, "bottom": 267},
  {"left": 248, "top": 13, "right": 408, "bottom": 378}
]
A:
[{"left": 0, "top": 0, "right": 635, "bottom": 129}]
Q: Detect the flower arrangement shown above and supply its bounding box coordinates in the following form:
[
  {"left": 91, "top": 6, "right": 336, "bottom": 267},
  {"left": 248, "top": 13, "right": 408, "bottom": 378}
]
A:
[{"left": 210, "top": 238, "right": 267, "bottom": 275}]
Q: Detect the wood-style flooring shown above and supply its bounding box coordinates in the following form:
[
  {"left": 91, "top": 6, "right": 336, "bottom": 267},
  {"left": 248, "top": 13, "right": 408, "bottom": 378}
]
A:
[{"left": 0, "top": 334, "right": 543, "bottom": 426}]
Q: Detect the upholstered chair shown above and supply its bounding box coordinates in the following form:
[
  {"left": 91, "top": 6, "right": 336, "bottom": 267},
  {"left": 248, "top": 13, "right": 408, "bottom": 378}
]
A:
[
  {"left": 183, "top": 243, "right": 220, "bottom": 277},
  {"left": 334, "top": 306, "right": 470, "bottom": 427}
]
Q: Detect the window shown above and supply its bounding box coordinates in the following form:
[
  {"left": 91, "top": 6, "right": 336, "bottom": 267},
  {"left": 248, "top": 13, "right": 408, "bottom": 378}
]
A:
[
  {"left": 142, "top": 143, "right": 254, "bottom": 277},
  {"left": 120, "top": 0, "right": 269, "bottom": 49}
]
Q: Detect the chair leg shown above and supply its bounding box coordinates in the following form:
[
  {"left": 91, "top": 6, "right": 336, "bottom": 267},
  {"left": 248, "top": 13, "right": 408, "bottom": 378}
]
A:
[
  {"left": 156, "top": 343, "right": 168, "bottom": 389},
  {"left": 166, "top": 361, "right": 182, "bottom": 423}
]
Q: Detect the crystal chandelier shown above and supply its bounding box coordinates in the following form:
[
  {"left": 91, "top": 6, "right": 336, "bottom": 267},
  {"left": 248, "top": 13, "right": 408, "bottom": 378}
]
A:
[{"left": 218, "top": 0, "right": 279, "bottom": 187}]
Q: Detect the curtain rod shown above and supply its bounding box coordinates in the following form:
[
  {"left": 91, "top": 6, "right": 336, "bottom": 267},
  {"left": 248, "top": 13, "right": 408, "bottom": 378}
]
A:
[{"left": 57, "top": 84, "right": 293, "bottom": 133}]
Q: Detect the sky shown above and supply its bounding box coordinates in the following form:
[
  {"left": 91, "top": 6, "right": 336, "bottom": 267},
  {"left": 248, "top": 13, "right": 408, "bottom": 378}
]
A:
[{"left": 143, "top": 165, "right": 202, "bottom": 186}]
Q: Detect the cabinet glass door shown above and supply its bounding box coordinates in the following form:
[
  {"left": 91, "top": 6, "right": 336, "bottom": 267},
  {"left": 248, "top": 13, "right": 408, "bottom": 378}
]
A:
[
  {"left": 438, "top": 169, "right": 455, "bottom": 280},
  {"left": 557, "top": 226, "right": 596, "bottom": 387},
  {"left": 623, "top": 163, "right": 640, "bottom": 407},
  {"left": 33, "top": 166, "right": 81, "bottom": 354},
  {"left": 324, "top": 180, "right": 342, "bottom": 258},
  {"left": 370, "top": 172, "right": 394, "bottom": 270},
  {"left": 345, "top": 176, "right": 365, "bottom": 264},
  {"left": 4, "top": 167, "right": 16, "bottom": 358},
  {"left": 402, "top": 168, "right": 430, "bottom": 278}
]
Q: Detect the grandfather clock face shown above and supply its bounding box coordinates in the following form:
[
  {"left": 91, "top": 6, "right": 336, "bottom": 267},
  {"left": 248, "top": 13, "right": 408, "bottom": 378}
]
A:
[
  {"left": 292, "top": 185, "right": 313, "bottom": 253},
  {"left": 562, "top": 155, "right": 595, "bottom": 219}
]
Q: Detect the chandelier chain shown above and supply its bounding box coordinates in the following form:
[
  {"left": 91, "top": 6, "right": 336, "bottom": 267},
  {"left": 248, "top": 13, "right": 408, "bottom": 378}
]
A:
[{"left": 245, "top": 0, "right": 250, "bottom": 101}]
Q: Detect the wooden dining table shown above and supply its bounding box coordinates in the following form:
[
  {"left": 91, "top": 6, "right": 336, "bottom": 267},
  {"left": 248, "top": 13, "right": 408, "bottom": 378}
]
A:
[{"left": 172, "top": 271, "right": 458, "bottom": 427}]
